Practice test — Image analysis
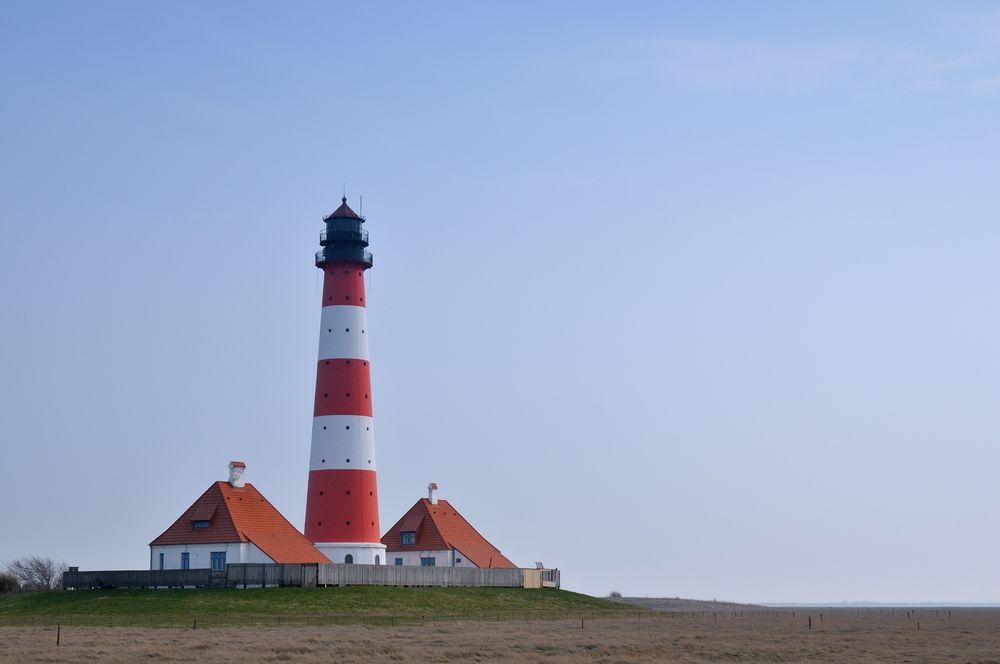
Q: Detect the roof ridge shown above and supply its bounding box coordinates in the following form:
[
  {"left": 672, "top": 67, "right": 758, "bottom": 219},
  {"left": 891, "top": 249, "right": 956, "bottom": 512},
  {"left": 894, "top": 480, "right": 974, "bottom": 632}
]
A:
[
  {"left": 221, "top": 481, "right": 330, "bottom": 564},
  {"left": 420, "top": 499, "right": 513, "bottom": 567},
  {"left": 149, "top": 482, "right": 243, "bottom": 546},
  {"left": 431, "top": 500, "right": 507, "bottom": 556},
  {"left": 416, "top": 501, "right": 446, "bottom": 547},
  {"left": 245, "top": 483, "right": 317, "bottom": 540}
]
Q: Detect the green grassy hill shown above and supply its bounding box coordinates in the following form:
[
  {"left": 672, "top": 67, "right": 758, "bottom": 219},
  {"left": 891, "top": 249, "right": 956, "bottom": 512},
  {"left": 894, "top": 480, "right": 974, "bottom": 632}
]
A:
[{"left": 0, "top": 587, "right": 632, "bottom": 627}]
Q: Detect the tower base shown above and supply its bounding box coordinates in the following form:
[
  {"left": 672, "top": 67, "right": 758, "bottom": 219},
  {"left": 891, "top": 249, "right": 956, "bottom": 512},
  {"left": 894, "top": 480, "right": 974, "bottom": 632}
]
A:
[{"left": 315, "top": 542, "right": 387, "bottom": 565}]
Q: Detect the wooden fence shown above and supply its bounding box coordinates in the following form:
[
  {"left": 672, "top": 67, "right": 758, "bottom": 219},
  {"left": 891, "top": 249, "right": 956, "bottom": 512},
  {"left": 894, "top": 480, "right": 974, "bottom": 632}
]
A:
[
  {"left": 316, "top": 564, "right": 524, "bottom": 588},
  {"left": 63, "top": 564, "right": 559, "bottom": 590},
  {"left": 228, "top": 563, "right": 318, "bottom": 588},
  {"left": 62, "top": 568, "right": 219, "bottom": 589}
]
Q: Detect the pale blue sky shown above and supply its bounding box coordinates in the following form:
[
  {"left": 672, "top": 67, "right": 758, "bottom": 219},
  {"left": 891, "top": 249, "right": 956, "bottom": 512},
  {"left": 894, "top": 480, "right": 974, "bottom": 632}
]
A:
[{"left": 2, "top": 2, "right": 1000, "bottom": 602}]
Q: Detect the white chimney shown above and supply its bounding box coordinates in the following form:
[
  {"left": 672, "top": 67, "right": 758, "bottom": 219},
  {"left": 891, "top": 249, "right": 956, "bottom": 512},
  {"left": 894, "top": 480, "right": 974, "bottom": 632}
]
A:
[
  {"left": 427, "top": 482, "right": 438, "bottom": 505},
  {"left": 228, "top": 461, "right": 246, "bottom": 488}
]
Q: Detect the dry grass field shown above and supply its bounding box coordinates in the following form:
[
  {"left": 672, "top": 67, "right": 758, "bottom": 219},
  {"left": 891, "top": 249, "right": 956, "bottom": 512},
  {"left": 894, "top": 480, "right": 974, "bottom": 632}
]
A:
[{"left": 3, "top": 608, "right": 1000, "bottom": 663}]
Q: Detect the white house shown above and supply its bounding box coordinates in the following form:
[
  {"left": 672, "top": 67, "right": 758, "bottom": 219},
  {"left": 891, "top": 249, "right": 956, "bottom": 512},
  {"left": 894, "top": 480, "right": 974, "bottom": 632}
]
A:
[
  {"left": 149, "top": 462, "right": 329, "bottom": 571},
  {"left": 381, "top": 483, "right": 516, "bottom": 568}
]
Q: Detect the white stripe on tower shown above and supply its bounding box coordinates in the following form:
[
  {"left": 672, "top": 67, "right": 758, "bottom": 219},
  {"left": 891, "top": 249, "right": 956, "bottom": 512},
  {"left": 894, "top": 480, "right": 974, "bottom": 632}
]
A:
[
  {"left": 318, "top": 305, "right": 370, "bottom": 361},
  {"left": 309, "top": 416, "right": 376, "bottom": 471}
]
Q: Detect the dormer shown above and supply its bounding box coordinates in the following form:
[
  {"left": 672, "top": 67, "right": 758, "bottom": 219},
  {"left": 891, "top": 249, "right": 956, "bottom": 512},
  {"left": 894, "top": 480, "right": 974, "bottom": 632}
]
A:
[{"left": 190, "top": 504, "right": 216, "bottom": 529}]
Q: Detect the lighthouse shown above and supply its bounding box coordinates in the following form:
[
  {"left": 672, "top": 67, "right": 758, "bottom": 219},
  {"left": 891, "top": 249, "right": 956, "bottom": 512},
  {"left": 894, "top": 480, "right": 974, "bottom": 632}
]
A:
[{"left": 304, "top": 197, "right": 386, "bottom": 565}]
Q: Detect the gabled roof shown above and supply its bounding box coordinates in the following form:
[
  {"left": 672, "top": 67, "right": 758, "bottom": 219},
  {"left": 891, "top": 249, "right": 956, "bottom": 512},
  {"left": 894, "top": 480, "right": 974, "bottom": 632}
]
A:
[
  {"left": 382, "top": 498, "right": 516, "bottom": 568},
  {"left": 324, "top": 197, "right": 361, "bottom": 220},
  {"left": 150, "top": 482, "right": 329, "bottom": 564}
]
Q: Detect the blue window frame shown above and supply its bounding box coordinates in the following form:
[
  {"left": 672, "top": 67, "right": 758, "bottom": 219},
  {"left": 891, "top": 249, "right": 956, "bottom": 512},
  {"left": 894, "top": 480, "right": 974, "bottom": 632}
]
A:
[
  {"left": 400, "top": 531, "right": 416, "bottom": 545},
  {"left": 210, "top": 551, "right": 226, "bottom": 572},
  {"left": 395, "top": 558, "right": 403, "bottom": 566},
  {"left": 158, "top": 553, "right": 164, "bottom": 571},
  {"left": 181, "top": 552, "right": 190, "bottom": 570},
  {"left": 420, "top": 557, "right": 436, "bottom": 567}
]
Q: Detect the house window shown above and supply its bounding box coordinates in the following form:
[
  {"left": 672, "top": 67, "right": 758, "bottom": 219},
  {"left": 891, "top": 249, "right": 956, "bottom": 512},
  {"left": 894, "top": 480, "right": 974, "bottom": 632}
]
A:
[
  {"left": 456, "top": 558, "right": 462, "bottom": 564},
  {"left": 158, "top": 553, "right": 164, "bottom": 571},
  {"left": 181, "top": 552, "right": 190, "bottom": 570},
  {"left": 400, "top": 531, "right": 416, "bottom": 545},
  {"left": 375, "top": 555, "right": 380, "bottom": 565},
  {"left": 420, "top": 557, "right": 436, "bottom": 567},
  {"left": 345, "top": 554, "right": 354, "bottom": 564},
  {"left": 192, "top": 519, "right": 210, "bottom": 528},
  {"left": 395, "top": 558, "right": 403, "bottom": 566},
  {"left": 210, "top": 551, "right": 226, "bottom": 572}
]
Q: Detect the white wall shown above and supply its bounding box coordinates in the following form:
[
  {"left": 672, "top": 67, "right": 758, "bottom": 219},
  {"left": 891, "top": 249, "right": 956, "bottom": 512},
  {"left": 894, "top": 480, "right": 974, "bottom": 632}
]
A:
[
  {"left": 149, "top": 542, "right": 273, "bottom": 570},
  {"left": 387, "top": 549, "right": 478, "bottom": 567},
  {"left": 314, "top": 541, "right": 386, "bottom": 565}
]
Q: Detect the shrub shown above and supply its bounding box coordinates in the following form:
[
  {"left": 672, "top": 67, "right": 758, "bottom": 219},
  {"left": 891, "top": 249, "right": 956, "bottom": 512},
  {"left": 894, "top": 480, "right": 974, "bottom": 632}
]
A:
[
  {"left": 5, "top": 556, "right": 67, "bottom": 592},
  {"left": 0, "top": 572, "right": 19, "bottom": 594}
]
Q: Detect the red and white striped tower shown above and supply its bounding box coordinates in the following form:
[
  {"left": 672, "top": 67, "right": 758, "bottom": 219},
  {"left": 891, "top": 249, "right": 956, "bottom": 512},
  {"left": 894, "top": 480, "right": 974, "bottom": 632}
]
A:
[{"left": 304, "top": 197, "right": 386, "bottom": 565}]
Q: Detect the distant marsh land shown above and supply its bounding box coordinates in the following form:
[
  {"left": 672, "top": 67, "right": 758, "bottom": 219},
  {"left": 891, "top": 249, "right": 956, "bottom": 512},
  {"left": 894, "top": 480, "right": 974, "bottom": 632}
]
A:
[{"left": 3, "top": 608, "right": 1000, "bottom": 663}]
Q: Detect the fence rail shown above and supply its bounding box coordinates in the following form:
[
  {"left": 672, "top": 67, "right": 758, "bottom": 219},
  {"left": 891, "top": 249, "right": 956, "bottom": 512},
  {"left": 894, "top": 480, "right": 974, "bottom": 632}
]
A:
[{"left": 63, "top": 564, "right": 559, "bottom": 590}]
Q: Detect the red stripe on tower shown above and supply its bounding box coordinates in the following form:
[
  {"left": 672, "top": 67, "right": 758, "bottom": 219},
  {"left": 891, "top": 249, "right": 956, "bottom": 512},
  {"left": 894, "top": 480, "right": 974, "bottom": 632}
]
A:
[
  {"left": 313, "top": 360, "right": 373, "bottom": 417},
  {"left": 304, "top": 197, "right": 386, "bottom": 565}
]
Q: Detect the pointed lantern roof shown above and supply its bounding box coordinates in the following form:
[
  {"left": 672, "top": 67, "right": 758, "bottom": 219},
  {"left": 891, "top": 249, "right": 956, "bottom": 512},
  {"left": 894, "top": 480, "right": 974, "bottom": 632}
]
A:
[{"left": 324, "top": 196, "right": 361, "bottom": 221}]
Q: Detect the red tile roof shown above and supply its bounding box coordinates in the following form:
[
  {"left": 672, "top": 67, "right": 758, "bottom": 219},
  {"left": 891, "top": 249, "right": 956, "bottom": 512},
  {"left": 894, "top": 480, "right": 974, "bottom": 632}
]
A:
[
  {"left": 324, "top": 197, "right": 361, "bottom": 220},
  {"left": 150, "top": 482, "right": 329, "bottom": 564},
  {"left": 382, "top": 498, "right": 516, "bottom": 568}
]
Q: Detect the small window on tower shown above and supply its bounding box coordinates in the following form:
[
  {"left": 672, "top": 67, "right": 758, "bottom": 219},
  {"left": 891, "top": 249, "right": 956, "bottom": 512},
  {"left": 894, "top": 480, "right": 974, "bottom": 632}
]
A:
[{"left": 401, "top": 531, "right": 416, "bottom": 545}]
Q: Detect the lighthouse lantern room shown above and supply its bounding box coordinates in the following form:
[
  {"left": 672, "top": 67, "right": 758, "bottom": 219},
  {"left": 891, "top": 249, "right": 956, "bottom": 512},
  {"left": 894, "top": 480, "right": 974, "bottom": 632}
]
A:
[{"left": 304, "top": 197, "right": 386, "bottom": 565}]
